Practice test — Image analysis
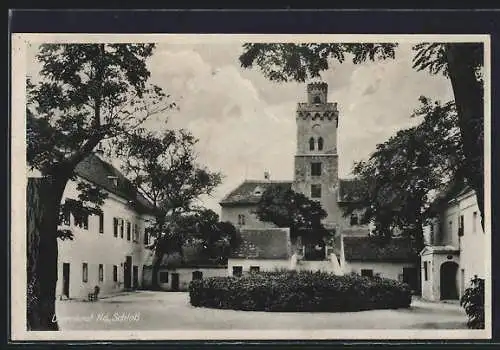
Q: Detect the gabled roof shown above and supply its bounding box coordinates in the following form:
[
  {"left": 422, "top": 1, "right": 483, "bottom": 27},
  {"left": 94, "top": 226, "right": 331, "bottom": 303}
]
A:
[
  {"left": 219, "top": 180, "right": 292, "bottom": 206},
  {"left": 230, "top": 228, "right": 292, "bottom": 260},
  {"left": 75, "top": 154, "right": 154, "bottom": 213},
  {"left": 420, "top": 245, "right": 460, "bottom": 256},
  {"left": 342, "top": 235, "right": 417, "bottom": 262},
  {"left": 337, "top": 178, "right": 365, "bottom": 203}
]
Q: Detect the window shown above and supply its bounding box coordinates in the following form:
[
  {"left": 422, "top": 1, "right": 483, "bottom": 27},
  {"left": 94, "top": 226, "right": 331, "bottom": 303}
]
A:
[
  {"left": 62, "top": 201, "right": 71, "bottom": 226},
  {"left": 232, "top": 266, "right": 243, "bottom": 277},
  {"left": 311, "top": 184, "right": 322, "bottom": 198},
  {"left": 113, "top": 218, "right": 118, "bottom": 237},
  {"left": 98, "top": 264, "right": 104, "bottom": 282},
  {"left": 309, "top": 137, "right": 315, "bottom": 151},
  {"left": 317, "top": 137, "right": 324, "bottom": 151},
  {"left": 134, "top": 223, "right": 139, "bottom": 242},
  {"left": 250, "top": 266, "right": 260, "bottom": 274},
  {"left": 311, "top": 162, "right": 322, "bottom": 176},
  {"left": 459, "top": 215, "right": 464, "bottom": 236},
  {"left": 423, "top": 261, "right": 428, "bottom": 281},
  {"left": 99, "top": 212, "right": 104, "bottom": 233},
  {"left": 76, "top": 214, "right": 89, "bottom": 230},
  {"left": 144, "top": 228, "right": 149, "bottom": 245},
  {"left": 361, "top": 269, "right": 373, "bottom": 278},
  {"left": 473, "top": 211, "right": 477, "bottom": 233},
  {"left": 192, "top": 271, "right": 203, "bottom": 280},
  {"left": 126, "top": 221, "right": 131, "bottom": 241},
  {"left": 159, "top": 271, "right": 169, "bottom": 283},
  {"left": 238, "top": 214, "right": 246, "bottom": 226},
  {"left": 350, "top": 213, "right": 359, "bottom": 226},
  {"left": 113, "top": 265, "right": 118, "bottom": 282},
  {"left": 120, "top": 219, "right": 124, "bottom": 238},
  {"left": 82, "top": 263, "right": 88, "bottom": 283},
  {"left": 313, "top": 95, "right": 321, "bottom": 104}
]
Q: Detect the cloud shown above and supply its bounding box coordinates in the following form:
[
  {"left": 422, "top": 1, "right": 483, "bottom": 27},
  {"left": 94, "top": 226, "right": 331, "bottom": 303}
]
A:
[{"left": 145, "top": 46, "right": 298, "bottom": 213}]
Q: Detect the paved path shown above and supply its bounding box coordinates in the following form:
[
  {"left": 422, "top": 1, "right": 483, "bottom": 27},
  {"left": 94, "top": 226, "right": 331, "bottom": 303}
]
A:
[{"left": 55, "top": 291, "right": 468, "bottom": 330}]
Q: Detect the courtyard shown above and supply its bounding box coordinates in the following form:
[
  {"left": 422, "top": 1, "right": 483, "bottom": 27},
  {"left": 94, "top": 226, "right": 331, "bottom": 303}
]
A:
[{"left": 55, "top": 291, "right": 468, "bottom": 331}]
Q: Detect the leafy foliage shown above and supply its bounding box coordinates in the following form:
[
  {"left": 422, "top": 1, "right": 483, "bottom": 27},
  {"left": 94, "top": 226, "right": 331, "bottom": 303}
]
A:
[
  {"left": 28, "top": 43, "right": 172, "bottom": 241},
  {"left": 460, "top": 276, "right": 485, "bottom": 329},
  {"left": 116, "top": 128, "right": 223, "bottom": 286},
  {"left": 343, "top": 97, "right": 463, "bottom": 250},
  {"left": 253, "top": 184, "right": 330, "bottom": 243},
  {"left": 240, "top": 43, "right": 397, "bottom": 82},
  {"left": 189, "top": 270, "right": 412, "bottom": 312},
  {"left": 116, "top": 128, "right": 222, "bottom": 218},
  {"left": 177, "top": 209, "right": 240, "bottom": 264}
]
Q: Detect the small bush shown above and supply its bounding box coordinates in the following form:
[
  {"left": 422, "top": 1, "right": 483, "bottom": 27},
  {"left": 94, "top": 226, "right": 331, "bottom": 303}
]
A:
[
  {"left": 189, "top": 270, "right": 412, "bottom": 312},
  {"left": 460, "top": 275, "right": 485, "bottom": 329}
]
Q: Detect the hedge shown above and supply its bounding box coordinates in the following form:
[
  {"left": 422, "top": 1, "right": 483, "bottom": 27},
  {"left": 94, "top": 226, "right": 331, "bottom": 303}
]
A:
[{"left": 189, "top": 270, "right": 412, "bottom": 312}]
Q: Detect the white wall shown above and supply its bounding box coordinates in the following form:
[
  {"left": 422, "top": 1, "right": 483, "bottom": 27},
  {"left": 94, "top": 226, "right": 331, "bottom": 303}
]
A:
[
  {"left": 420, "top": 251, "right": 460, "bottom": 301},
  {"left": 342, "top": 261, "right": 416, "bottom": 282},
  {"left": 56, "top": 178, "right": 150, "bottom": 299},
  {"left": 457, "top": 192, "right": 487, "bottom": 290},
  {"left": 157, "top": 267, "right": 228, "bottom": 291},
  {"left": 421, "top": 190, "right": 488, "bottom": 301},
  {"left": 227, "top": 258, "right": 291, "bottom": 275},
  {"left": 220, "top": 205, "right": 277, "bottom": 229}
]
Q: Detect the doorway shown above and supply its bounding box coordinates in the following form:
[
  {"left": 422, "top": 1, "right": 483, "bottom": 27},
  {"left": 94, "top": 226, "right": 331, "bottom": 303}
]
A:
[
  {"left": 133, "top": 265, "right": 139, "bottom": 289},
  {"left": 440, "top": 261, "right": 459, "bottom": 300},
  {"left": 403, "top": 267, "right": 419, "bottom": 293},
  {"left": 171, "top": 273, "right": 180, "bottom": 291},
  {"left": 62, "top": 263, "right": 70, "bottom": 298},
  {"left": 124, "top": 256, "right": 132, "bottom": 290}
]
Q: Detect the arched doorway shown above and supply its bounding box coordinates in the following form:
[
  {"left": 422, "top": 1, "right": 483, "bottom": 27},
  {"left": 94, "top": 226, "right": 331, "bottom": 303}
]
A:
[{"left": 440, "top": 261, "right": 459, "bottom": 300}]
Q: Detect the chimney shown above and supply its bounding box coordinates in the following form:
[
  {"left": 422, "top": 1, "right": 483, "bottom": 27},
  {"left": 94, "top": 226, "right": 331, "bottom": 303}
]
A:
[{"left": 264, "top": 171, "right": 270, "bottom": 180}]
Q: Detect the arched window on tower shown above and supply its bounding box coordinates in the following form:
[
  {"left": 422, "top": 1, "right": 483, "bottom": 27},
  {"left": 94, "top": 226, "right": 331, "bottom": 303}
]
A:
[
  {"left": 313, "top": 95, "right": 321, "bottom": 104},
  {"left": 318, "top": 137, "right": 324, "bottom": 151},
  {"left": 309, "top": 137, "right": 315, "bottom": 151}
]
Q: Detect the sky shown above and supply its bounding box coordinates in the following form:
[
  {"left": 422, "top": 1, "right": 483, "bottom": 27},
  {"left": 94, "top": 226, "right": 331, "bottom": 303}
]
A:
[{"left": 26, "top": 39, "right": 455, "bottom": 216}]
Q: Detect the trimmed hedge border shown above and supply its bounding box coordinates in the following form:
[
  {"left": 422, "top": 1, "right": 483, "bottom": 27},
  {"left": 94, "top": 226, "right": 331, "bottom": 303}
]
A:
[{"left": 189, "top": 270, "right": 412, "bottom": 312}]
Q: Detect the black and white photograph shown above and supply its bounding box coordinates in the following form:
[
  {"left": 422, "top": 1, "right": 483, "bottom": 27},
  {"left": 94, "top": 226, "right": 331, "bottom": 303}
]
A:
[{"left": 11, "top": 33, "right": 491, "bottom": 340}]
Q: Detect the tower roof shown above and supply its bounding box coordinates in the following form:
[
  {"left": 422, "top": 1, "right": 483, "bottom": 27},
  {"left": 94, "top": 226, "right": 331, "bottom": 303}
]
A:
[{"left": 307, "top": 82, "right": 328, "bottom": 91}]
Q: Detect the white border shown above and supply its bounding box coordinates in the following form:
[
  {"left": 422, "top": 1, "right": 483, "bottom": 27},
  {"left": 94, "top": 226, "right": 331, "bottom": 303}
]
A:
[{"left": 11, "top": 33, "right": 492, "bottom": 341}]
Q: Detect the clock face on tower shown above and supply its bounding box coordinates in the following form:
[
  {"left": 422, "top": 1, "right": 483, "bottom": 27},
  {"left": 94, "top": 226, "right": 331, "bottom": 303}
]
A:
[{"left": 312, "top": 124, "right": 321, "bottom": 135}]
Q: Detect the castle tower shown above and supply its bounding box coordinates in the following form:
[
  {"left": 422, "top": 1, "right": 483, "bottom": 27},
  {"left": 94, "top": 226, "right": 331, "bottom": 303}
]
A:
[{"left": 292, "top": 82, "right": 340, "bottom": 230}]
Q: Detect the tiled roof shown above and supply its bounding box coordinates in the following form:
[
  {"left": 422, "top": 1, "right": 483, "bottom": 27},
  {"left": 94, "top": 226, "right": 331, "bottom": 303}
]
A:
[
  {"left": 342, "top": 236, "right": 417, "bottom": 262},
  {"left": 230, "top": 228, "right": 292, "bottom": 260},
  {"left": 219, "top": 180, "right": 292, "bottom": 206},
  {"left": 75, "top": 154, "right": 154, "bottom": 213},
  {"left": 337, "top": 178, "right": 365, "bottom": 203}
]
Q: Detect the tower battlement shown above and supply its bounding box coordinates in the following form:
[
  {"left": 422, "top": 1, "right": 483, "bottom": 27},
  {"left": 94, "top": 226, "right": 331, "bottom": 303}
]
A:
[{"left": 307, "top": 82, "right": 329, "bottom": 104}]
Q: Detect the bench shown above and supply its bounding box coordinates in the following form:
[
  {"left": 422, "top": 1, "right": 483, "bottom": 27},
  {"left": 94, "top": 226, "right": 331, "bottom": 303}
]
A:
[{"left": 88, "top": 286, "right": 100, "bottom": 302}]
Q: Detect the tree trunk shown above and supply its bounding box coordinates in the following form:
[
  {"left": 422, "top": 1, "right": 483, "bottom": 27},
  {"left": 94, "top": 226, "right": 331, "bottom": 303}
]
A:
[
  {"left": 151, "top": 252, "right": 162, "bottom": 290},
  {"left": 27, "top": 176, "right": 67, "bottom": 331},
  {"left": 445, "top": 43, "right": 485, "bottom": 231}
]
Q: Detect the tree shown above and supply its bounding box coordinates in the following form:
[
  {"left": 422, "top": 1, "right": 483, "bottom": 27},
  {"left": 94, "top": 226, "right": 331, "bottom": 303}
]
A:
[
  {"left": 26, "top": 44, "right": 172, "bottom": 330},
  {"left": 239, "top": 42, "right": 485, "bottom": 230},
  {"left": 343, "top": 97, "right": 464, "bottom": 252},
  {"left": 115, "top": 129, "right": 222, "bottom": 288},
  {"left": 253, "top": 184, "right": 330, "bottom": 244},
  {"left": 176, "top": 208, "right": 239, "bottom": 264}
]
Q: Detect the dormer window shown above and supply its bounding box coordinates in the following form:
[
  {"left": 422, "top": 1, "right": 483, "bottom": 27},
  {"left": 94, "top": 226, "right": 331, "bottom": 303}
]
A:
[
  {"left": 254, "top": 186, "right": 263, "bottom": 196},
  {"left": 107, "top": 176, "right": 118, "bottom": 187}
]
